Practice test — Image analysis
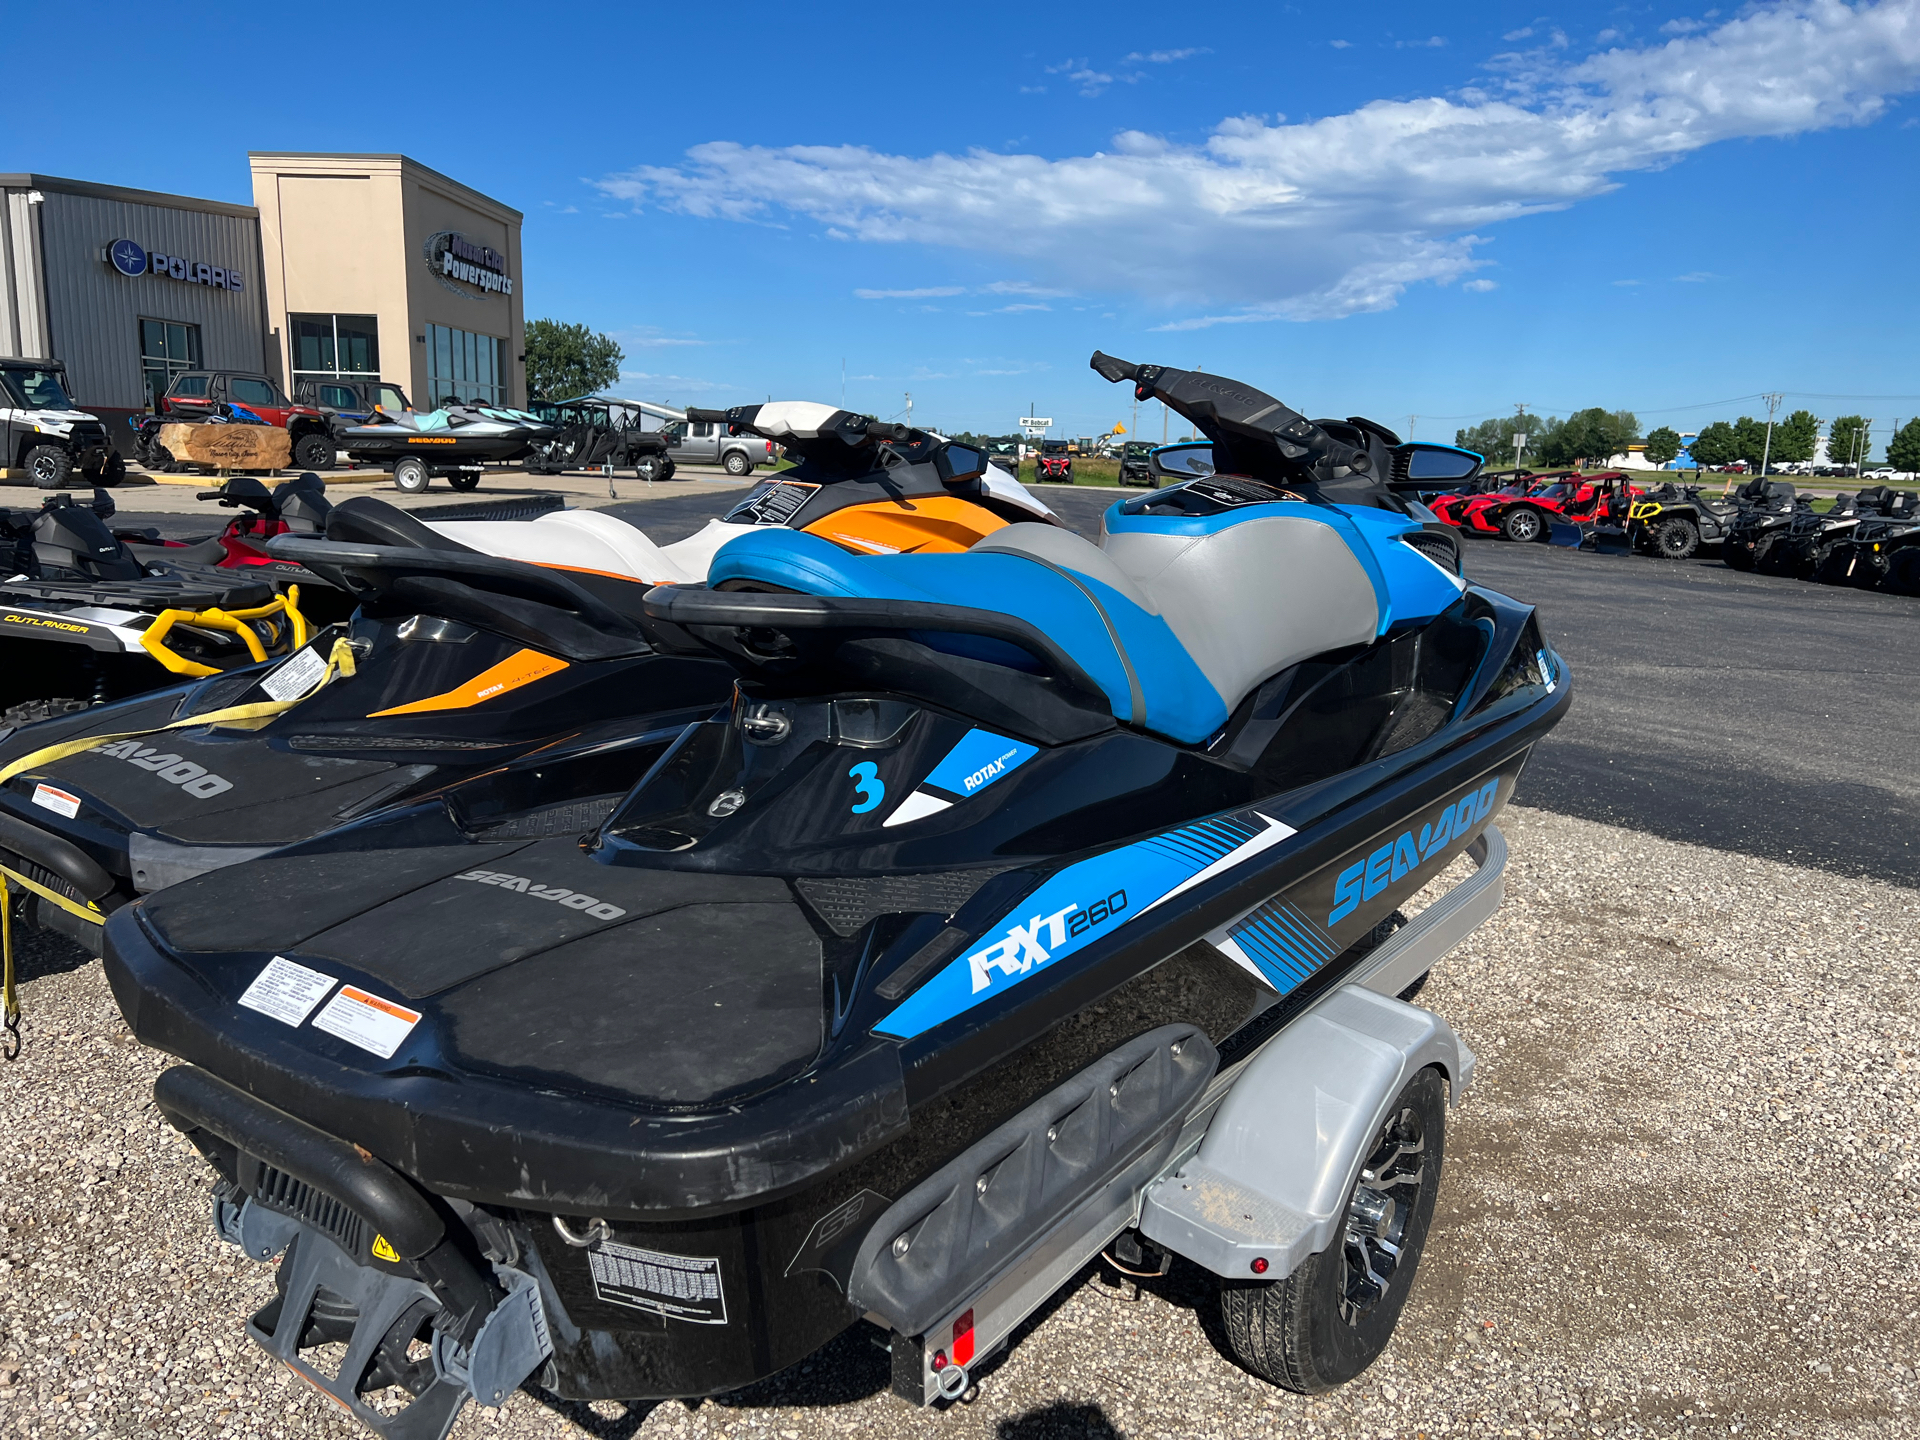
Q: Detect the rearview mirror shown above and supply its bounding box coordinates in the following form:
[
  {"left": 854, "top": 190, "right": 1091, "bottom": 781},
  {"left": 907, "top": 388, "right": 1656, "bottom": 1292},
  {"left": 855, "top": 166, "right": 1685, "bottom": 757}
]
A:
[
  {"left": 1148, "top": 443, "right": 1215, "bottom": 482},
  {"left": 1391, "top": 443, "right": 1484, "bottom": 487},
  {"left": 935, "top": 444, "right": 986, "bottom": 485}
]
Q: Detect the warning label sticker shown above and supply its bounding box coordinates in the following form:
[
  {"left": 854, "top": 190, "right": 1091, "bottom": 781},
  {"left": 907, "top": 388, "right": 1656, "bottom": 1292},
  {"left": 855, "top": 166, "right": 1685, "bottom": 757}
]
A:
[
  {"left": 31, "top": 783, "right": 81, "bottom": 819},
  {"left": 312, "top": 985, "right": 422, "bottom": 1059},
  {"left": 588, "top": 1242, "right": 727, "bottom": 1325},
  {"left": 239, "top": 956, "right": 336, "bottom": 1027},
  {"left": 260, "top": 645, "right": 327, "bottom": 703}
]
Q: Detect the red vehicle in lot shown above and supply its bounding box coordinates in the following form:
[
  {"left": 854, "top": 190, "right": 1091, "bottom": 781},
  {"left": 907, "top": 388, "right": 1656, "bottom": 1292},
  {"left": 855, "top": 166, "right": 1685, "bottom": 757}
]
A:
[
  {"left": 1428, "top": 476, "right": 1532, "bottom": 528},
  {"left": 131, "top": 371, "right": 337, "bottom": 472},
  {"left": 1471, "top": 471, "right": 1644, "bottom": 543}
]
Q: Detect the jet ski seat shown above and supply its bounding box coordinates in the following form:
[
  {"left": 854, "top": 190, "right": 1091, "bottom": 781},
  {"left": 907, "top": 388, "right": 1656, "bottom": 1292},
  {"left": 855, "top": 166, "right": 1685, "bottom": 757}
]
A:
[
  {"left": 703, "top": 507, "right": 1426, "bottom": 744},
  {"left": 427, "top": 508, "right": 702, "bottom": 586}
]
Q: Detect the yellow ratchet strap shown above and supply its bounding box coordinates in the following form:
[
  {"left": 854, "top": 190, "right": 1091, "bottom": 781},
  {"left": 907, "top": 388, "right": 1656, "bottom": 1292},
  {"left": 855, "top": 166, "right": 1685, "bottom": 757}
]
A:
[
  {"left": 140, "top": 585, "right": 311, "bottom": 678},
  {"left": 0, "top": 636, "right": 357, "bottom": 791},
  {"left": 1, "top": 865, "right": 106, "bottom": 1058}
]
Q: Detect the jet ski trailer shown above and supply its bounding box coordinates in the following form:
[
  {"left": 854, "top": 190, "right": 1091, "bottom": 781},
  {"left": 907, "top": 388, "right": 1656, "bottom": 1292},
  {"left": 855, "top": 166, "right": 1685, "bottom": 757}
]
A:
[
  {"left": 105, "top": 354, "right": 1569, "bottom": 1434},
  {"left": 339, "top": 404, "right": 557, "bottom": 494}
]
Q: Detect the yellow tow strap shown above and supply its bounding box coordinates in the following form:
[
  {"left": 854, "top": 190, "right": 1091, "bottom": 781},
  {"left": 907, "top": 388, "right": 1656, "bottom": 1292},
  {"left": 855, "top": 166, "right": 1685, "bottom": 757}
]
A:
[{"left": 0, "top": 635, "right": 358, "bottom": 1060}]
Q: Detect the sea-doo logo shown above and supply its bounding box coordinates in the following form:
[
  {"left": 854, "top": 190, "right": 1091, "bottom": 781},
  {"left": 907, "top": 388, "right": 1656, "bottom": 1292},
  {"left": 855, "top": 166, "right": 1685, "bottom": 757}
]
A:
[
  {"left": 967, "top": 889, "right": 1127, "bottom": 994},
  {"left": 90, "top": 740, "right": 233, "bottom": 798},
  {"left": 453, "top": 870, "right": 626, "bottom": 921},
  {"left": 1327, "top": 779, "right": 1499, "bottom": 927}
]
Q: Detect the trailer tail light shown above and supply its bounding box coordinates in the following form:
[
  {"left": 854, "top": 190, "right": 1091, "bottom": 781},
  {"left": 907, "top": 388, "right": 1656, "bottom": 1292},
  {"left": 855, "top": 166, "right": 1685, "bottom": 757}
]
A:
[{"left": 952, "top": 1308, "right": 975, "bottom": 1366}]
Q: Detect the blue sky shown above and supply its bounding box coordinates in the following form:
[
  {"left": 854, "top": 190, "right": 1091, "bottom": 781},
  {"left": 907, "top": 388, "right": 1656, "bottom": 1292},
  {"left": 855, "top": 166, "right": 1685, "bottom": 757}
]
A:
[{"left": 8, "top": 1, "right": 1920, "bottom": 448}]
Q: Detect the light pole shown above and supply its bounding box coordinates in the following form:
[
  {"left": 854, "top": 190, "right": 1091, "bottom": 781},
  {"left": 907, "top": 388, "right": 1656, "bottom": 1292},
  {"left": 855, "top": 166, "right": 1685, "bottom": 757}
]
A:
[
  {"left": 1758, "top": 392, "right": 1783, "bottom": 477},
  {"left": 1511, "top": 404, "right": 1530, "bottom": 472}
]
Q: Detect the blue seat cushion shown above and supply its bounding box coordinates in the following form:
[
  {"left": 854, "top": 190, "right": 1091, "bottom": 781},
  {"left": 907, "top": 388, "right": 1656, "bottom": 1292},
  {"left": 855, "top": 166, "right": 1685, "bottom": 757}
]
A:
[{"left": 709, "top": 529, "right": 1228, "bottom": 743}]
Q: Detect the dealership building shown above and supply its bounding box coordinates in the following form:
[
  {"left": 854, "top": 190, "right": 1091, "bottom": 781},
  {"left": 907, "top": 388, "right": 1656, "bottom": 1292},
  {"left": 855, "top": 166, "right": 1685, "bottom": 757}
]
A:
[{"left": 0, "top": 154, "right": 524, "bottom": 444}]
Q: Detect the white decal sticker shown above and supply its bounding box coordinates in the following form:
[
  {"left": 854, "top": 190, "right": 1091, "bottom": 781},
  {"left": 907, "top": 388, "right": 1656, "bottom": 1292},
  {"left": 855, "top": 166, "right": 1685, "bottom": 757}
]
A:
[
  {"left": 260, "top": 645, "right": 327, "bottom": 702},
  {"left": 238, "top": 956, "right": 336, "bottom": 1027},
  {"left": 31, "top": 783, "right": 81, "bottom": 819},
  {"left": 312, "top": 985, "right": 422, "bottom": 1059},
  {"left": 588, "top": 1242, "right": 728, "bottom": 1325}
]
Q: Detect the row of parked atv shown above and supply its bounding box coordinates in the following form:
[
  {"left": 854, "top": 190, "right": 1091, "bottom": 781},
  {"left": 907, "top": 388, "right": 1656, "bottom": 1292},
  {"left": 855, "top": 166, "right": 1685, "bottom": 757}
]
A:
[{"left": 1426, "top": 469, "right": 1920, "bottom": 595}]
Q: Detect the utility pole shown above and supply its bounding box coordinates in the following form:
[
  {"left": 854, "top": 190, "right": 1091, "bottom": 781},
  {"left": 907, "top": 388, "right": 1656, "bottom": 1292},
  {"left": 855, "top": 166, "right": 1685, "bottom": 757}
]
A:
[
  {"left": 1512, "top": 404, "right": 1531, "bottom": 472},
  {"left": 1407, "top": 414, "right": 1417, "bottom": 440},
  {"left": 904, "top": 392, "right": 912, "bottom": 428},
  {"left": 1758, "top": 392, "right": 1783, "bottom": 477}
]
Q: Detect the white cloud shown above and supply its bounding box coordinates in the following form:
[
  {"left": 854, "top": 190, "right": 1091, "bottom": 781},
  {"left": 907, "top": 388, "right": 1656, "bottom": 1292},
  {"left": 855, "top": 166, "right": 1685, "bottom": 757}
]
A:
[
  {"left": 1124, "top": 47, "right": 1209, "bottom": 63},
  {"left": 1674, "top": 271, "right": 1726, "bottom": 282},
  {"left": 598, "top": 1, "right": 1920, "bottom": 323},
  {"left": 983, "top": 279, "right": 1072, "bottom": 296},
  {"left": 1504, "top": 26, "right": 1535, "bottom": 40},
  {"left": 1462, "top": 278, "right": 1499, "bottom": 292},
  {"left": 1330, "top": 39, "right": 1352, "bottom": 48},
  {"left": 854, "top": 286, "right": 966, "bottom": 299},
  {"left": 1397, "top": 35, "right": 1449, "bottom": 48}
]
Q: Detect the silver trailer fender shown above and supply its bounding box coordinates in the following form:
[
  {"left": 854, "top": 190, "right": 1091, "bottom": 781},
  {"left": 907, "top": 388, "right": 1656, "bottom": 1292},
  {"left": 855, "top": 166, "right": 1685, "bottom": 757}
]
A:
[{"left": 1137, "top": 826, "right": 1504, "bottom": 1280}]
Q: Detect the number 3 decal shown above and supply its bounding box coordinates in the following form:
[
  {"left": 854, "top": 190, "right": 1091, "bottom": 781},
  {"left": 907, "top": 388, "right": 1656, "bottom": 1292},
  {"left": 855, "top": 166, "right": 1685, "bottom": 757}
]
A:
[{"left": 848, "top": 762, "right": 885, "bottom": 814}]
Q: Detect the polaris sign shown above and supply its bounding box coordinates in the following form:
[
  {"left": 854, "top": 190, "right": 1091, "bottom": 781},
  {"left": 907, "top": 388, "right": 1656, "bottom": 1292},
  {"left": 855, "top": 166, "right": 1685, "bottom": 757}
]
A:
[
  {"left": 105, "top": 239, "right": 243, "bottom": 291},
  {"left": 423, "top": 230, "right": 513, "bottom": 297}
]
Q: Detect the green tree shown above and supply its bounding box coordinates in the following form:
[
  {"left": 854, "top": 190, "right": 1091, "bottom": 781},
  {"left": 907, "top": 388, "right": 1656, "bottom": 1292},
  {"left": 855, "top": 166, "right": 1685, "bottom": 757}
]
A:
[
  {"left": 1690, "top": 420, "right": 1738, "bottom": 469},
  {"left": 1539, "top": 407, "right": 1637, "bottom": 466},
  {"left": 1769, "top": 409, "right": 1820, "bottom": 466},
  {"left": 1730, "top": 416, "right": 1770, "bottom": 467},
  {"left": 524, "top": 319, "right": 624, "bottom": 401},
  {"left": 1454, "top": 414, "right": 1536, "bottom": 466},
  {"left": 1888, "top": 417, "right": 1920, "bottom": 476},
  {"left": 1644, "top": 426, "right": 1682, "bottom": 466},
  {"left": 1827, "top": 415, "right": 1871, "bottom": 471}
]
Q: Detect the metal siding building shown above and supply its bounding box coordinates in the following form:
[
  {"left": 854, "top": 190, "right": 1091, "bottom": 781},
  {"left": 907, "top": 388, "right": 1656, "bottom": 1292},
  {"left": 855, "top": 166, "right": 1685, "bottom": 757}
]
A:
[{"left": 0, "top": 174, "right": 267, "bottom": 435}]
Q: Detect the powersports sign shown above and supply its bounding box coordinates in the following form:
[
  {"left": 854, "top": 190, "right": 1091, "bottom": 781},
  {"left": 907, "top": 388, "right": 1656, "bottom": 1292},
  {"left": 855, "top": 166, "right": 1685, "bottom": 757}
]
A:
[{"left": 422, "top": 230, "right": 513, "bottom": 298}]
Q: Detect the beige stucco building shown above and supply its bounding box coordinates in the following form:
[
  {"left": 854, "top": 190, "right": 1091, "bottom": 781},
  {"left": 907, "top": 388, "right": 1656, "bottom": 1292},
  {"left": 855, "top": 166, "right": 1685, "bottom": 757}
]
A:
[{"left": 249, "top": 153, "right": 524, "bottom": 410}]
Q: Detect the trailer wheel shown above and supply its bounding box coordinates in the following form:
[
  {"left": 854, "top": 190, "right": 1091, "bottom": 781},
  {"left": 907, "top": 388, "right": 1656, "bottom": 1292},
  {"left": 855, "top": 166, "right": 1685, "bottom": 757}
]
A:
[
  {"left": 1650, "top": 516, "right": 1700, "bottom": 559},
  {"left": 447, "top": 472, "right": 481, "bottom": 492},
  {"left": 26, "top": 445, "right": 73, "bottom": 490},
  {"left": 1500, "top": 507, "right": 1543, "bottom": 543},
  {"left": 392, "top": 457, "right": 431, "bottom": 494},
  {"left": 1219, "top": 1066, "right": 1447, "bottom": 1394},
  {"left": 292, "top": 433, "right": 336, "bottom": 472},
  {"left": 723, "top": 450, "right": 753, "bottom": 477},
  {"left": 1, "top": 697, "right": 93, "bottom": 727}
]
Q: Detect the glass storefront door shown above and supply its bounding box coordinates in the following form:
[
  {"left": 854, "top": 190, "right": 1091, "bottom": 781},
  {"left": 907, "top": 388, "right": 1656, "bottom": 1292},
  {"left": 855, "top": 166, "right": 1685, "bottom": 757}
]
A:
[
  {"left": 291, "top": 314, "right": 380, "bottom": 386},
  {"left": 426, "top": 323, "right": 507, "bottom": 408},
  {"left": 139, "top": 319, "right": 201, "bottom": 410}
]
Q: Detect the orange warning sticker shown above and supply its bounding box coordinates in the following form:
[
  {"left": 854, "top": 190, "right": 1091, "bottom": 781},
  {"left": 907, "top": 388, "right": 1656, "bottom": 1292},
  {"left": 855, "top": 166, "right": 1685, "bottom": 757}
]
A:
[
  {"left": 368, "top": 649, "right": 568, "bottom": 717},
  {"left": 312, "top": 985, "right": 422, "bottom": 1059}
]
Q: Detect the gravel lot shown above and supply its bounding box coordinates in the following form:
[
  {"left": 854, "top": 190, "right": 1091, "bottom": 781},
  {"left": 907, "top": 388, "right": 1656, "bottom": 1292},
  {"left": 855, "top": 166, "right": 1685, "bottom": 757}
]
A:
[{"left": 2, "top": 805, "right": 1915, "bottom": 1439}]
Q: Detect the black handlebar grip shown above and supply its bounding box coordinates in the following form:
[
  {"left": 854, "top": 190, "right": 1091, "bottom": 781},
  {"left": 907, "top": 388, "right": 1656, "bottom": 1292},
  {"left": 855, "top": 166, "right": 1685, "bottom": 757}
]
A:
[
  {"left": 1089, "top": 351, "right": 1138, "bottom": 384},
  {"left": 862, "top": 420, "right": 912, "bottom": 442}
]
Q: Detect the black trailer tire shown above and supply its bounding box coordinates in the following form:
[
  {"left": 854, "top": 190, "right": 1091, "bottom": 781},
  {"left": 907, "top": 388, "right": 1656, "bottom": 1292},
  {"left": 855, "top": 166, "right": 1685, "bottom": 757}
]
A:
[
  {"left": 97, "top": 452, "right": 127, "bottom": 486},
  {"left": 1218, "top": 1066, "right": 1447, "bottom": 1394},
  {"left": 26, "top": 444, "right": 73, "bottom": 490},
  {"left": 722, "top": 450, "right": 754, "bottom": 477},
  {"left": 447, "top": 472, "right": 481, "bottom": 492},
  {"left": 292, "top": 433, "right": 337, "bottom": 472},
  {"left": 1500, "top": 507, "right": 1544, "bottom": 543},
  {"left": 1651, "top": 516, "right": 1700, "bottom": 559},
  {"left": 2, "top": 697, "right": 92, "bottom": 727},
  {"left": 391, "top": 457, "right": 432, "bottom": 494}
]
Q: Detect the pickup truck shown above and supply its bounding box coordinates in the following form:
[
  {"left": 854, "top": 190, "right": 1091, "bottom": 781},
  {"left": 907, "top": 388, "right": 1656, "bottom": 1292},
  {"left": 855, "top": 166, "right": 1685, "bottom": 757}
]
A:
[
  {"left": 137, "top": 371, "right": 336, "bottom": 471},
  {"left": 663, "top": 415, "right": 771, "bottom": 475}
]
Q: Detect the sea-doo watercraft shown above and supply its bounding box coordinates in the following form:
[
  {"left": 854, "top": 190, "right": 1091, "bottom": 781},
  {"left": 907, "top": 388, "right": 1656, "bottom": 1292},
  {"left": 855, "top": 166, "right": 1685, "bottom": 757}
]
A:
[
  {"left": 0, "top": 416, "right": 1034, "bottom": 955},
  {"left": 434, "top": 404, "right": 1058, "bottom": 588},
  {"left": 340, "top": 405, "right": 557, "bottom": 494},
  {"left": 104, "top": 353, "right": 1568, "bottom": 1435},
  {"left": 0, "top": 491, "right": 311, "bottom": 723}
]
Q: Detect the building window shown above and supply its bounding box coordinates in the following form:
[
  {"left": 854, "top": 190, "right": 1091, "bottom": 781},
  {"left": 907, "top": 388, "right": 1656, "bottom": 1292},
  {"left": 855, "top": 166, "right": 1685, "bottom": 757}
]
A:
[
  {"left": 139, "top": 319, "right": 201, "bottom": 410},
  {"left": 291, "top": 314, "right": 380, "bottom": 383},
  {"left": 426, "top": 323, "right": 507, "bottom": 408}
]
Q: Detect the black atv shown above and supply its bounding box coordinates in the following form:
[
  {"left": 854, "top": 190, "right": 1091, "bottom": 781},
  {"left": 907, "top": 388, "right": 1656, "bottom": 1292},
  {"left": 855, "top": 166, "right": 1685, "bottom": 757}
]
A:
[
  {"left": 1811, "top": 489, "right": 1920, "bottom": 590},
  {"left": 1627, "top": 475, "right": 1777, "bottom": 560},
  {"left": 1722, "top": 484, "right": 1810, "bottom": 572},
  {"left": 526, "top": 399, "right": 674, "bottom": 481},
  {"left": 1117, "top": 440, "right": 1157, "bottom": 487}
]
